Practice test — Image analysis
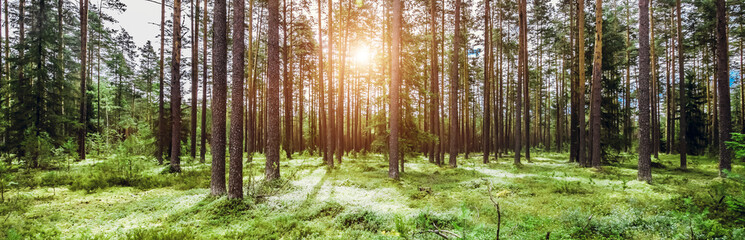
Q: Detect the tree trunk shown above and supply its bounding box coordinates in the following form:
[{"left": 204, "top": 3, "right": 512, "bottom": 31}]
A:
[
  {"left": 638, "top": 0, "right": 652, "bottom": 183},
  {"left": 157, "top": 0, "right": 166, "bottom": 165},
  {"left": 449, "top": 0, "right": 461, "bottom": 168},
  {"left": 677, "top": 0, "right": 687, "bottom": 169},
  {"left": 170, "top": 0, "right": 183, "bottom": 173},
  {"left": 317, "top": 0, "right": 326, "bottom": 162},
  {"left": 577, "top": 0, "right": 587, "bottom": 167},
  {"left": 79, "top": 0, "right": 87, "bottom": 160},
  {"left": 515, "top": 0, "right": 526, "bottom": 165},
  {"left": 191, "top": 0, "right": 199, "bottom": 160},
  {"left": 283, "top": 0, "right": 293, "bottom": 160},
  {"left": 589, "top": 0, "right": 602, "bottom": 169},
  {"left": 715, "top": 0, "right": 731, "bottom": 176},
  {"left": 326, "top": 0, "right": 335, "bottom": 168},
  {"left": 228, "top": 0, "right": 245, "bottom": 198},
  {"left": 429, "top": 0, "right": 439, "bottom": 164},
  {"left": 266, "top": 0, "right": 281, "bottom": 180},
  {"left": 210, "top": 0, "right": 228, "bottom": 195},
  {"left": 483, "top": 0, "right": 491, "bottom": 164},
  {"left": 200, "top": 0, "right": 209, "bottom": 163},
  {"left": 389, "top": 0, "right": 402, "bottom": 179}
]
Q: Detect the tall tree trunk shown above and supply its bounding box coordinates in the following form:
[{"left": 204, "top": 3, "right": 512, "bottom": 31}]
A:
[
  {"left": 78, "top": 0, "right": 87, "bottom": 160},
  {"left": 283, "top": 0, "right": 293, "bottom": 160},
  {"left": 210, "top": 0, "right": 228, "bottom": 195},
  {"left": 191, "top": 0, "right": 199, "bottom": 160},
  {"left": 266, "top": 0, "right": 281, "bottom": 180},
  {"left": 200, "top": 0, "right": 209, "bottom": 163},
  {"left": 715, "top": 0, "right": 731, "bottom": 176},
  {"left": 523, "top": 0, "right": 530, "bottom": 162},
  {"left": 228, "top": 0, "right": 245, "bottom": 198},
  {"left": 326, "top": 0, "right": 335, "bottom": 167},
  {"left": 515, "top": 0, "right": 525, "bottom": 165},
  {"left": 625, "top": 0, "right": 631, "bottom": 152},
  {"left": 317, "top": 0, "right": 326, "bottom": 161},
  {"left": 389, "top": 0, "right": 402, "bottom": 179},
  {"left": 449, "top": 0, "right": 462, "bottom": 168},
  {"left": 157, "top": 0, "right": 166, "bottom": 164},
  {"left": 577, "top": 0, "right": 587, "bottom": 167},
  {"left": 589, "top": 0, "right": 602, "bottom": 169},
  {"left": 483, "top": 0, "right": 491, "bottom": 164},
  {"left": 170, "top": 0, "right": 183, "bottom": 173},
  {"left": 638, "top": 0, "right": 652, "bottom": 183},
  {"left": 677, "top": 0, "right": 687, "bottom": 169},
  {"left": 429, "top": 0, "right": 439, "bottom": 164}
]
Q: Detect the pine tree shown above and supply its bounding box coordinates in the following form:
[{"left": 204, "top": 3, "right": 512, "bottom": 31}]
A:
[
  {"left": 266, "top": 0, "right": 281, "bottom": 180},
  {"left": 210, "top": 0, "right": 228, "bottom": 195},
  {"left": 715, "top": 0, "right": 731, "bottom": 176},
  {"left": 228, "top": 0, "right": 245, "bottom": 198},
  {"left": 638, "top": 0, "right": 652, "bottom": 183}
]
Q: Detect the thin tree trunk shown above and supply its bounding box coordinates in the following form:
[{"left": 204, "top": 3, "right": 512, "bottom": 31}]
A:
[
  {"left": 677, "top": 0, "right": 687, "bottom": 169},
  {"left": 157, "top": 0, "right": 166, "bottom": 164},
  {"left": 589, "top": 0, "right": 602, "bottom": 169},
  {"left": 326, "top": 0, "right": 335, "bottom": 167},
  {"left": 715, "top": 0, "right": 731, "bottom": 176},
  {"left": 578, "top": 0, "right": 587, "bottom": 167},
  {"left": 483, "top": 0, "right": 491, "bottom": 164},
  {"left": 191, "top": 0, "right": 199, "bottom": 160},
  {"left": 200, "top": 0, "right": 209, "bottom": 163}
]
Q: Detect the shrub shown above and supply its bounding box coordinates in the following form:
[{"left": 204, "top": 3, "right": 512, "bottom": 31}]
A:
[
  {"left": 336, "top": 210, "right": 385, "bottom": 232},
  {"left": 300, "top": 201, "right": 345, "bottom": 220},
  {"left": 121, "top": 227, "right": 197, "bottom": 240}
]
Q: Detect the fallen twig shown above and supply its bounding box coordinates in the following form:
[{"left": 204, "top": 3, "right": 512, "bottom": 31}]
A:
[{"left": 487, "top": 181, "right": 502, "bottom": 240}]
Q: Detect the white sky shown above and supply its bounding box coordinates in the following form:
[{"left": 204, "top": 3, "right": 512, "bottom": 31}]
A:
[{"left": 108, "top": 0, "right": 166, "bottom": 48}]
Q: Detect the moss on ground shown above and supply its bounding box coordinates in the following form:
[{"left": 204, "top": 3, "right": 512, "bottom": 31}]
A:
[{"left": 2, "top": 152, "right": 744, "bottom": 239}]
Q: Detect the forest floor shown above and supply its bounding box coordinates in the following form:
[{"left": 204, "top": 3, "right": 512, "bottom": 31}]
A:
[{"left": 2, "top": 151, "right": 744, "bottom": 239}]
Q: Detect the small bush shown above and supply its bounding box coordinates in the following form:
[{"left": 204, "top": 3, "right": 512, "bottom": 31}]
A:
[
  {"left": 336, "top": 210, "right": 385, "bottom": 232},
  {"left": 413, "top": 210, "right": 460, "bottom": 230},
  {"left": 552, "top": 181, "right": 590, "bottom": 194},
  {"left": 300, "top": 201, "right": 345, "bottom": 220},
  {"left": 121, "top": 227, "right": 197, "bottom": 240}
]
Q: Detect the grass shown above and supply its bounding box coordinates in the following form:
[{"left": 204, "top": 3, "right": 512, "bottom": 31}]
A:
[{"left": 1, "top": 151, "right": 744, "bottom": 239}]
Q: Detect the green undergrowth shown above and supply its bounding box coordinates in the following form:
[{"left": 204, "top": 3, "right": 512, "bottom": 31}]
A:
[{"left": 2, "top": 151, "right": 744, "bottom": 239}]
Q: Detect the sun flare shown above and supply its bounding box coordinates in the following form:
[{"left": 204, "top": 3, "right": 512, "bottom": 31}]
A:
[{"left": 354, "top": 45, "right": 374, "bottom": 65}]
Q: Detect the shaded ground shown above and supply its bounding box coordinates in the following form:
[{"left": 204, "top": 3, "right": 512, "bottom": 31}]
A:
[{"left": 2, "top": 152, "right": 744, "bottom": 239}]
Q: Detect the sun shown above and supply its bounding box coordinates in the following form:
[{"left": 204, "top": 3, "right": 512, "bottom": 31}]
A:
[{"left": 354, "top": 45, "right": 373, "bottom": 65}]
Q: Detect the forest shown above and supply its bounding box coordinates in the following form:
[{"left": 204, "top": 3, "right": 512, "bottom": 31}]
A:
[{"left": 1, "top": 0, "right": 745, "bottom": 238}]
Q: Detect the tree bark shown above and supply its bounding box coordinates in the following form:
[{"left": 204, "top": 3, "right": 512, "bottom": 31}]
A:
[
  {"left": 638, "top": 0, "right": 652, "bottom": 183},
  {"left": 200, "top": 0, "right": 209, "bottom": 163},
  {"left": 283, "top": 0, "right": 293, "bottom": 160},
  {"left": 228, "top": 0, "right": 245, "bottom": 198},
  {"left": 266, "top": 0, "right": 281, "bottom": 180},
  {"left": 157, "top": 0, "right": 166, "bottom": 165},
  {"left": 191, "top": 0, "right": 199, "bottom": 160},
  {"left": 449, "top": 0, "right": 462, "bottom": 168},
  {"left": 170, "top": 0, "right": 183, "bottom": 173},
  {"left": 210, "top": 0, "right": 228, "bottom": 195},
  {"left": 389, "top": 0, "right": 402, "bottom": 179},
  {"left": 483, "top": 0, "right": 491, "bottom": 164},
  {"left": 577, "top": 0, "right": 587, "bottom": 167},
  {"left": 79, "top": 0, "right": 87, "bottom": 160},
  {"left": 590, "top": 0, "right": 602, "bottom": 169},
  {"left": 677, "top": 0, "right": 687, "bottom": 169},
  {"left": 715, "top": 0, "right": 731, "bottom": 176}
]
